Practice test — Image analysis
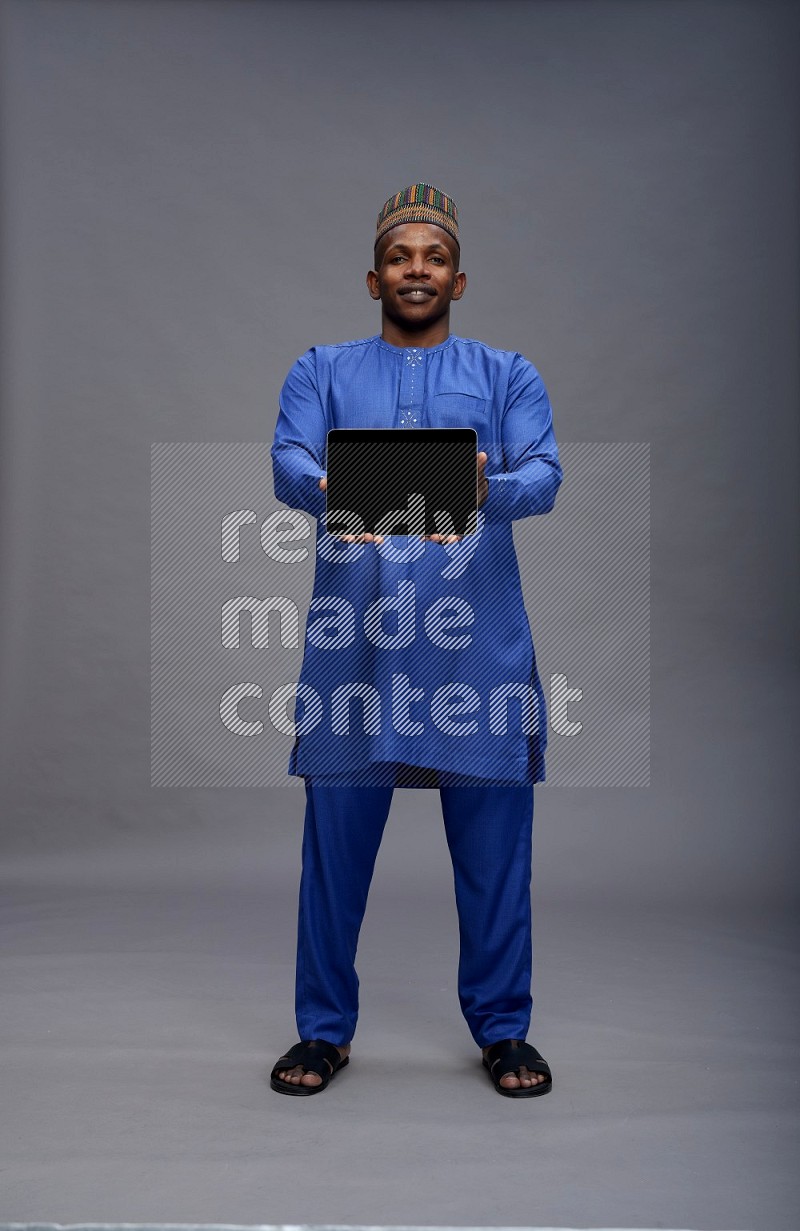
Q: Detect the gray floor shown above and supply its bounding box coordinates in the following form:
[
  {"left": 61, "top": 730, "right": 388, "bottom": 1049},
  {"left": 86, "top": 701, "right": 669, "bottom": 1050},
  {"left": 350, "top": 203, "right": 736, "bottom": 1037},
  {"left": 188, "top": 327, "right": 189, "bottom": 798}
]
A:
[{"left": 2, "top": 788, "right": 798, "bottom": 1230}]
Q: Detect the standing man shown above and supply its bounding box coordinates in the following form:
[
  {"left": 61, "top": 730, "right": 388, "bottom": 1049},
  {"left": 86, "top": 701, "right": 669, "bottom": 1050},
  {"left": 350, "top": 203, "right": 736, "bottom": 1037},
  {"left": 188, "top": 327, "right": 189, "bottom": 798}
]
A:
[{"left": 270, "top": 184, "right": 562, "bottom": 1097}]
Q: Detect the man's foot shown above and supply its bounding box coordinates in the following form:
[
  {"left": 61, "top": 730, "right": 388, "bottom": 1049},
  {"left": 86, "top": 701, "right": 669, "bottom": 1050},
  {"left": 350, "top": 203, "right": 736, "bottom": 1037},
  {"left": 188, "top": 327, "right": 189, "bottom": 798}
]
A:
[
  {"left": 275, "top": 1041, "right": 351, "bottom": 1088},
  {"left": 482, "top": 1039, "right": 548, "bottom": 1090}
]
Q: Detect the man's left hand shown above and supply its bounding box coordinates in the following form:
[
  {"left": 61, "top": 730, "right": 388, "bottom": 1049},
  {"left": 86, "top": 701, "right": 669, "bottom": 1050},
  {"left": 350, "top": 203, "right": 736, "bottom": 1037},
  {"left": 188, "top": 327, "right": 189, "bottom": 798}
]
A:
[{"left": 426, "top": 451, "right": 488, "bottom": 544}]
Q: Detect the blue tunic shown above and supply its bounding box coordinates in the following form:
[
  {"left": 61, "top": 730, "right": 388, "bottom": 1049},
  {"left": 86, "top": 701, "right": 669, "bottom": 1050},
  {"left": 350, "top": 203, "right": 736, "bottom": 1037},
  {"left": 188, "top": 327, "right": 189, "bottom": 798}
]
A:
[{"left": 271, "top": 333, "right": 562, "bottom": 784}]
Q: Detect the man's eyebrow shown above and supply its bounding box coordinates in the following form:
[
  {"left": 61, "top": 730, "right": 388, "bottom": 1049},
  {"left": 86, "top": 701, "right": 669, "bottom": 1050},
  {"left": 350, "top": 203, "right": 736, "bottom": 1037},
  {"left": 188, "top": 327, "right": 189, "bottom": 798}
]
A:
[{"left": 383, "top": 240, "right": 450, "bottom": 254}]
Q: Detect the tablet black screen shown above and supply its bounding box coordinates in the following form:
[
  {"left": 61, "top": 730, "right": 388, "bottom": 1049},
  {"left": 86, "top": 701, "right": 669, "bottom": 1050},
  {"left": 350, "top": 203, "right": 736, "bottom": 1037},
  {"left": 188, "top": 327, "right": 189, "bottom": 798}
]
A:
[{"left": 325, "top": 428, "right": 478, "bottom": 537}]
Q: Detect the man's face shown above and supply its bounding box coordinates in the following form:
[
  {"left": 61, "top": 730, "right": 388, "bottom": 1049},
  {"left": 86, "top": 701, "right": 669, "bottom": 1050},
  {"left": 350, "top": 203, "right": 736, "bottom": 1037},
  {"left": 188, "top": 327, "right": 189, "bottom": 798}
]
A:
[{"left": 366, "top": 223, "right": 466, "bottom": 332}]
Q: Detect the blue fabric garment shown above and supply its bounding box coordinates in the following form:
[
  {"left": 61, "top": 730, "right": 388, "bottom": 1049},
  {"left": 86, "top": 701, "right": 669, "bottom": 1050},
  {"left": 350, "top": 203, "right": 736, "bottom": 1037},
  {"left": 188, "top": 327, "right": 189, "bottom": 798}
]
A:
[
  {"left": 295, "top": 771, "right": 535, "bottom": 1047},
  {"left": 271, "top": 333, "right": 562, "bottom": 784}
]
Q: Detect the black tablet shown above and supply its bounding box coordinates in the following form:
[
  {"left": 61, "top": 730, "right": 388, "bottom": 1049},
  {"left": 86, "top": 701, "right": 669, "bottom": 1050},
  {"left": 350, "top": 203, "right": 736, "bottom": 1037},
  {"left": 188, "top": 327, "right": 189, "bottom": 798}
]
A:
[{"left": 325, "top": 428, "right": 479, "bottom": 537}]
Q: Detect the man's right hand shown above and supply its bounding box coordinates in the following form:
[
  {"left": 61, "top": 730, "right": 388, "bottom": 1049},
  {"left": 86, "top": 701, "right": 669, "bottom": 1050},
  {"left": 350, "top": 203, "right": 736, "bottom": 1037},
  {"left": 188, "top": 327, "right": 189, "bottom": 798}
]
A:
[{"left": 319, "top": 476, "right": 385, "bottom": 544}]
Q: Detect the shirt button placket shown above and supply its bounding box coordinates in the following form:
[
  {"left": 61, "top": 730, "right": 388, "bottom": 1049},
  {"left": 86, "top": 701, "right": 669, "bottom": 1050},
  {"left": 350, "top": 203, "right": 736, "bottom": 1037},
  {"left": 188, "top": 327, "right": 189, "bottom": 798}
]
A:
[{"left": 399, "top": 347, "right": 423, "bottom": 429}]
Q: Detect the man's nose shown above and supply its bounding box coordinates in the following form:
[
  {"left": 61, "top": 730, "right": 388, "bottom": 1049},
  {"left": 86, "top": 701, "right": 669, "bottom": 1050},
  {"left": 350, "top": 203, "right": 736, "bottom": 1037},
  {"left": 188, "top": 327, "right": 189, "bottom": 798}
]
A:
[{"left": 404, "top": 254, "right": 429, "bottom": 277}]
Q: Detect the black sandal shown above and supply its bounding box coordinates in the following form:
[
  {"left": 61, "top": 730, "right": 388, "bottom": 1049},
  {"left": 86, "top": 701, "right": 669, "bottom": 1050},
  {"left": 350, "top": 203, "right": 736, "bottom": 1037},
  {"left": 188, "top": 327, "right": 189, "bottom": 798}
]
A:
[
  {"left": 482, "top": 1038, "right": 552, "bottom": 1098},
  {"left": 270, "top": 1038, "right": 349, "bottom": 1096}
]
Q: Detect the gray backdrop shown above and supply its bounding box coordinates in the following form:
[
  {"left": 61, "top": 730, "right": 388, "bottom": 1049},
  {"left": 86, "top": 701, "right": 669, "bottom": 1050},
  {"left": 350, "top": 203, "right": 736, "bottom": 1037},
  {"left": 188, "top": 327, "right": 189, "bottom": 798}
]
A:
[{"left": 0, "top": 1, "right": 798, "bottom": 1227}]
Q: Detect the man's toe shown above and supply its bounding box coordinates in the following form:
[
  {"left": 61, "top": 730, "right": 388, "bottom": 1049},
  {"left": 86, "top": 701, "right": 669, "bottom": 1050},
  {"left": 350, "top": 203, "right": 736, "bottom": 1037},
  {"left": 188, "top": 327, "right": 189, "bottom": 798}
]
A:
[
  {"left": 290, "top": 1064, "right": 318, "bottom": 1085},
  {"left": 498, "top": 1065, "right": 545, "bottom": 1087},
  {"left": 277, "top": 1064, "right": 320, "bottom": 1085}
]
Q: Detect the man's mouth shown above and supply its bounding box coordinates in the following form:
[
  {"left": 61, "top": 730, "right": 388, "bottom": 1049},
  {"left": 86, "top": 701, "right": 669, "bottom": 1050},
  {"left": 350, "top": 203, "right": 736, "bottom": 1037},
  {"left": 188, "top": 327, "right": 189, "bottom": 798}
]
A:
[{"left": 399, "top": 286, "right": 435, "bottom": 299}]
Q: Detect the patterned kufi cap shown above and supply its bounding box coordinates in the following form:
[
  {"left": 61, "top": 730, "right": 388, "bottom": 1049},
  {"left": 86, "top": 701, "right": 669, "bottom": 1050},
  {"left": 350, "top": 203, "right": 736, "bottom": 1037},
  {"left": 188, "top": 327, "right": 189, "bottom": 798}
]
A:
[{"left": 375, "top": 183, "right": 459, "bottom": 249}]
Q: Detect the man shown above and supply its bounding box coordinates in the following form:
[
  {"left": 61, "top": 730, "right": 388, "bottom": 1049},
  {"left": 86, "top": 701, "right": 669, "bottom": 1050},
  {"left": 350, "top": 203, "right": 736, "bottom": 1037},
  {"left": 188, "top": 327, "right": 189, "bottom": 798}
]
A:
[{"left": 270, "top": 184, "right": 562, "bottom": 1097}]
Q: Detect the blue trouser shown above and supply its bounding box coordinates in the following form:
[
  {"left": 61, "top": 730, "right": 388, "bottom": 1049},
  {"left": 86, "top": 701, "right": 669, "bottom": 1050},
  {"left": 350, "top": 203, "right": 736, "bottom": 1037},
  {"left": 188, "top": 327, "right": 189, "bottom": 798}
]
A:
[{"left": 295, "top": 768, "right": 535, "bottom": 1048}]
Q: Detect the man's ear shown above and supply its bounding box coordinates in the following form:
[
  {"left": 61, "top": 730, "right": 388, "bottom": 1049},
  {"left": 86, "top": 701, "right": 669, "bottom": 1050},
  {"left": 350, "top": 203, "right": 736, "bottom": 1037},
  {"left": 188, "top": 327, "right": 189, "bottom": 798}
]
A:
[
  {"left": 451, "top": 271, "right": 467, "bottom": 301},
  {"left": 366, "top": 269, "right": 381, "bottom": 301}
]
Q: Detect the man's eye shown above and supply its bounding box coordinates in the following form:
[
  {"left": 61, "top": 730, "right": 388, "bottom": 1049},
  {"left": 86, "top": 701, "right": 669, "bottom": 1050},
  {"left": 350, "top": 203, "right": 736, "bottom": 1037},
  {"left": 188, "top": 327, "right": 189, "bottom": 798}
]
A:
[{"left": 430, "top": 256, "right": 445, "bottom": 264}]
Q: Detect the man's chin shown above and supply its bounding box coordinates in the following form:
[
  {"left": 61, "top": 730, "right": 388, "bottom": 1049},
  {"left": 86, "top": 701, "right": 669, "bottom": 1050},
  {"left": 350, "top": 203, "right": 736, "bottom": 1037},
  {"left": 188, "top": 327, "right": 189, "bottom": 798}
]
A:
[{"left": 386, "top": 303, "right": 444, "bottom": 330}]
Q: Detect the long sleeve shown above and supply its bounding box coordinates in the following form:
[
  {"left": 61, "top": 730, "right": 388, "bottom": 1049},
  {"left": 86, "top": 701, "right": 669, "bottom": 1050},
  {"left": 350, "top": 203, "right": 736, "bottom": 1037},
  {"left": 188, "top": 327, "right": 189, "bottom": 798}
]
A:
[
  {"left": 482, "top": 353, "right": 563, "bottom": 523},
  {"left": 271, "top": 350, "right": 327, "bottom": 519}
]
